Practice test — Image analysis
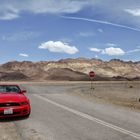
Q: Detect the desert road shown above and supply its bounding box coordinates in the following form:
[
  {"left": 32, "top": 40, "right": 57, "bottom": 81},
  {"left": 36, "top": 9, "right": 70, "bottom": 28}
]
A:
[{"left": 1, "top": 82, "right": 140, "bottom": 140}]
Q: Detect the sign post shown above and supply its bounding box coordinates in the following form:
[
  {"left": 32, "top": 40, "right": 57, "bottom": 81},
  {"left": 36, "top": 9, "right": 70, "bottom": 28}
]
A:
[{"left": 89, "top": 71, "right": 95, "bottom": 89}]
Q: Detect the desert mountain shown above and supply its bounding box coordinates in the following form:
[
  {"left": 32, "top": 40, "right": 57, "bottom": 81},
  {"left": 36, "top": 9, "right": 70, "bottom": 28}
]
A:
[{"left": 0, "top": 58, "right": 140, "bottom": 81}]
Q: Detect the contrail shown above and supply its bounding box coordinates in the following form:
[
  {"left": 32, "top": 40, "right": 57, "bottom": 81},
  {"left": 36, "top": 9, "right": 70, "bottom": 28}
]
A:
[{"left": 61, "top": 16, "right": 140, "bottom": 32}]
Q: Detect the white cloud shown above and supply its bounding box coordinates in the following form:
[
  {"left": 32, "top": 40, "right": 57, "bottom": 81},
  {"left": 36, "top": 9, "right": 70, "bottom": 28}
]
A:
[
  {"left": 0, "top": 4, "right": 20, "bottom": 20},
  {"left": 0, "top": 4, "right": 19, "bottom": 20},
  {"left": 89, "top": 48, "right": 101, "bottom": 52},
  {"left": 102, "top": 47, "right": 125, "bottom": 56},
  {"left": 38, "top": 41, "right": 78, "bottom": 54},
  {"left": 0, "top": 12, "right": 19, "bottom": 20},
  {"left": 90, "top": 45, "right": 140, "bottom": 56},
  {"left": 125, "top": 9, "right": 140, "bottom": 16},
  {"left": 90, "top": 46, "right": 125, "bottom": 56},
  {"left": 127, "top": 48, "right": 140, "bottom": 54},
  {"left": 29, "top": 0, "right": 87, "bottom": 14},
  {"left": 0, "top": 0, "right": 88, "bottom": 20},
  {"left": 19, "top": 53, "right": 29, "bottom": 57}
]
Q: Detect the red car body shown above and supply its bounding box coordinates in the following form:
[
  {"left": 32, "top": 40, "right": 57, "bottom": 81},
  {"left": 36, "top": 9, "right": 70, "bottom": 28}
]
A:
[{"left": 0, "top": 85, "right": 30, "bottom": 118}]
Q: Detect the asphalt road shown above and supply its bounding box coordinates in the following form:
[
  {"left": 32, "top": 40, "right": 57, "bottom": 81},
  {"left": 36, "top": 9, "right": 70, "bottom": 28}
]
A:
[{"left": 1, "top": 83, "right": 140, "bottom": 140}]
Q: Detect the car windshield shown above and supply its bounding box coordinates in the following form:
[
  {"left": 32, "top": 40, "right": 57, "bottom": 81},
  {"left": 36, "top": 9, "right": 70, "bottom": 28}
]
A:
[{"left": 0, "top": 85, "right": 21, "bottom": 93}]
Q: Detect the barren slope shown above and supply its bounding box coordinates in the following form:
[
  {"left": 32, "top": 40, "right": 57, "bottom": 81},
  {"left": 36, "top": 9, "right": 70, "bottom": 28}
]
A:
[{"left": 0, "top": 58, "right": 139, "bottom": 81}]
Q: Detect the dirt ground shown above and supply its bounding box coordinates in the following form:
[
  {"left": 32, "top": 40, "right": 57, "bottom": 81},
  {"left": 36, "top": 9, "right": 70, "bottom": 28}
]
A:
[
  {"left": 70, "top": 81, "right": 140, "bottom": 110},
  {"left": 0, "top": 122, "right": 21, "bottom": 140}
]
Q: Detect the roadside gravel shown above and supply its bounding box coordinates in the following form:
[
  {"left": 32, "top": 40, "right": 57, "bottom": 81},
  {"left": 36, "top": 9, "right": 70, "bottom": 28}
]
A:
[{"left": 0, "top": 122, "right": 21, "bottom": 140}]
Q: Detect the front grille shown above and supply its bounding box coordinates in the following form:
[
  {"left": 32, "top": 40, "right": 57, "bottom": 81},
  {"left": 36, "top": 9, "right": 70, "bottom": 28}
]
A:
[{"left": 0, "top": 102, "right": 20, "bottom": 107}]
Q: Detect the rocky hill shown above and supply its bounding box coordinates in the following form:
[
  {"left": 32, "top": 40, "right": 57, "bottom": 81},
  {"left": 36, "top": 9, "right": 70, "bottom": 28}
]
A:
[{"left": 0, "top": 58, "right": 139, "bottom": 81}]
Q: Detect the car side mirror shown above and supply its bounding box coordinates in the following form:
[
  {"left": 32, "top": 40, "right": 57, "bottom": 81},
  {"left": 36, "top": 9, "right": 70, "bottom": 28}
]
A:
[{"left": 20, "top": 90, "right": 27, "bottom": 93}]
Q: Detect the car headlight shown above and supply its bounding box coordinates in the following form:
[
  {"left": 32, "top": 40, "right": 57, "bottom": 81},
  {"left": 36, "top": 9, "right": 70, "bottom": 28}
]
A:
[{"left": 21, "top": 101, "right": 28, "bottom": 105}]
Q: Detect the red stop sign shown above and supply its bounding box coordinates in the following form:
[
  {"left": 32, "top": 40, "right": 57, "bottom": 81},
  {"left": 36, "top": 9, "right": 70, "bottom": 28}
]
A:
[{"left": 89, "top": 71, "right": 95, "bottom": 78}]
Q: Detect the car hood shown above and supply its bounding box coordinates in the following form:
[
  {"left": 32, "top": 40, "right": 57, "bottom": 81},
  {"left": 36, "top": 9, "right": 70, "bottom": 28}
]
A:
[{"left": 0, "top": 93, "right": 27, "bottom": 103}]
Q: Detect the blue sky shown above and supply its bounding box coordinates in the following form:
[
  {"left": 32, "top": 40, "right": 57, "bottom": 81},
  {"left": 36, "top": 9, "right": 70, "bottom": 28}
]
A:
[{"left": 0, "top": 0, "right": 140, "bottom": 63}]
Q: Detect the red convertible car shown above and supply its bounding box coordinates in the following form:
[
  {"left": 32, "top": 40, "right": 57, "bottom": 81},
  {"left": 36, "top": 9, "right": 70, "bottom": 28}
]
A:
[{"left": 0, "top": 85, "right": 30, "bottom": 118}]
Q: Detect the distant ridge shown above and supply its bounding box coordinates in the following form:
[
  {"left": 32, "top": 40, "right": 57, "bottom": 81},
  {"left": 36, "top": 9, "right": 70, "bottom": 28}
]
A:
[{"left": 0, "top": 58, "right": 139, "bottom": 81}]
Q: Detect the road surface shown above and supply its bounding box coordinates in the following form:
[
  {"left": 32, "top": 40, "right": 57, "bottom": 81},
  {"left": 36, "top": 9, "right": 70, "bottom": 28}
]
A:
[{"left": 0, "top": 82, "right": 140, "bottom": 140}]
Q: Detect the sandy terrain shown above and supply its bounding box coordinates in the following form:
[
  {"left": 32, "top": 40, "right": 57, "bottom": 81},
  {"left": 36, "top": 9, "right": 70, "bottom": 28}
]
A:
[
  {"left": 0, "top": 122, "right": 21, "bottom": 140},
  {"left": 69, "top": 81, "right": 140, "bottom": 110}
]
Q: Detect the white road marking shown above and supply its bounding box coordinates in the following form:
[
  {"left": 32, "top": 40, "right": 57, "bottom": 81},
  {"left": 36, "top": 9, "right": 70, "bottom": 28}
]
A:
[{"left": 34, "top": 94, "right": 140, "bottom": 139}]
